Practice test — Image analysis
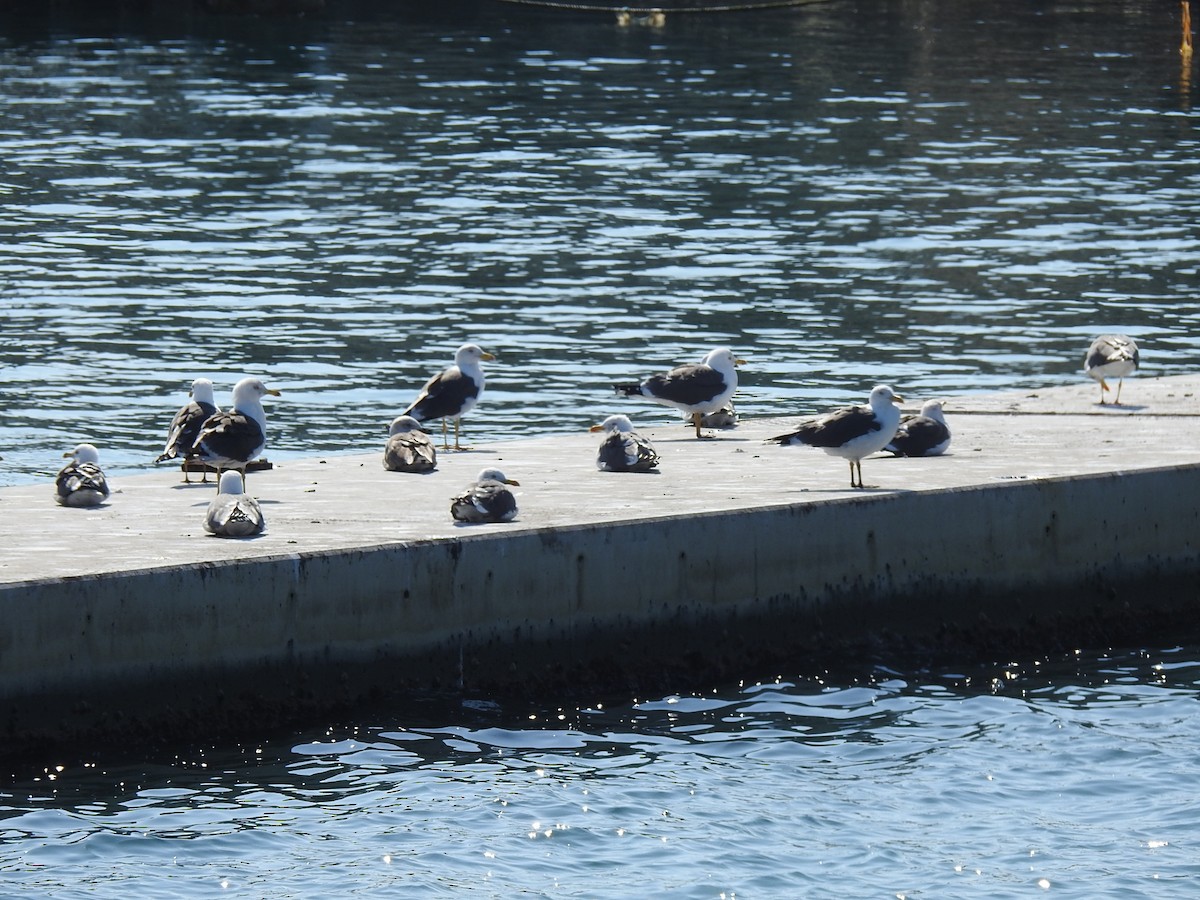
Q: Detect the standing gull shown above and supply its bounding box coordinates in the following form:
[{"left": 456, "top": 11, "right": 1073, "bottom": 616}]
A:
[
  {"left": 192, "top": 377, "right": 281, "bottom": 478},
  {"left": 590, "top": 414, "right": 660, "bottom": 472},
  {"left": 204, "top": 470, "right": 266, "bottom": 537},
  {"left": 886, "top": 399, "right": 951, "bottom": 457},
  {"left": 156, "top": 377, "right": 220, "bottom": 482},
  {"left": 451, "top": 468, "right": 519, "bottom": 523},
  {"left": 402, "top": 343, "right": 494, "bottom": 451},
  {"left": 383, "top": 415, "right": 438, "bottom": 473},
  {"left": 55, "top": 443, "right": 110, "bottom": 507},
  {"left": 614, "top": 347, "right": 745, "bottom": 439},
  {"left": 1084, "top": 334, "right": 1139, "bottom": 405},
  {"left": 769, "top": 385, "right": 905, "bottom": 489}
]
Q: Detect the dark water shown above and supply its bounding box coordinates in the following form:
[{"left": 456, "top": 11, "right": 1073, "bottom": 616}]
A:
[
  {"left": 1, "top": 0, "right": 1197, "bottom": 486},
  {"left": 2, "top": 0, "right": 1199, "bottom": 893},
  {"left": 3, "top": 648, "right": 1200, "bottom": 896}
]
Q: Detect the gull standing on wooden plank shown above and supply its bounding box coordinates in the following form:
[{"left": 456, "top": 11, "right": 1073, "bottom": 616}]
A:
[
  {"left": 402, "top": 343, "right": 494, "bottom": 451},
  {"left": 191, "top": 377, "right": 280, "bottom": 478},
  {"left": 156, "top": 377, "right": 220, "bottom": 482},
  {"left": 1084, "top": 334, "right": 1139, "bottom": 405},
  {"left": 614, "top": 347, "right": 745, "bottom": 439},
  {"left": 769, "top": 384, "right": 905, "bottom": 489}
]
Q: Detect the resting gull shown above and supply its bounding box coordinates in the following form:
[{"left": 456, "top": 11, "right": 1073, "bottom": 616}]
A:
[
  {"left": 204, "top": 470, "right": 265, "bottom": 537},
  {"left": 590, "top": 414, "right": 660, "bottom": 472},
  {"left": 886, "top": 399, "right": 951, "bottom": 457},
  {"left": 614, "top": 347, "right": 745, "bottom": 439},
  {"left": 192, "top": 377, "right": 281, "bottom": 478},
  {"left": 156, "top": 377, "right": 220, "bottom": 482},
  {"left": 383, "top": 415, "right": 438, "bottom": 473},
  {"left": 403, "top": 343, "right": 494, "bottom": 451},
  {"left": 769, "top": 384, "right": 905, "bottom": 489},
  {"left": 1084, "top": 334, "right": 1139, "bottom": 405},
  {"left": 451, "top": 467, "right": 519, "bottom": 523},
  {"left": 55, "top": 443, "right": 110, "bottom": 507}
]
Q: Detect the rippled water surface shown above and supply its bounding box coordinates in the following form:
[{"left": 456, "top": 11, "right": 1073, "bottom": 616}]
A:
[
  {"left": 1, "top": 0, "right": 1198, "bottom": 485},
  {"left": 2, "top": 2, "right": 1199, "bottom": 894},
  {"left": 3, "top": 648, "right": 1199, "bottom": 897}
]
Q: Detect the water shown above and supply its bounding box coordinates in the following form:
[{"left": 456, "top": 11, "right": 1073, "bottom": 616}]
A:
[
  {"left": 3, "top": 0, "right": 1199, "bottom": 893},
  {"left": 1, "top": 0, "right": 1197, "bottom": 486},
  {"left": 3, "top": 648, "right": 1199, "bottom": 897}
]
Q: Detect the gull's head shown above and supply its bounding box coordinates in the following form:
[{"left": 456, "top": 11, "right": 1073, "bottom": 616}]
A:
[
  {"left": 217, "top": 470, "right": 246, "bottom": 495},
  {"left": 64, "top": 443, "right": 100, "bottom": 465},
  {"left": 477, "top": 467, "right": 519, "bottom": 486},
  {"left": 456, "top": 344, "right": 496, "bottom": 365},
  {"left": 920, "top": 399, "right": 946, "bottom": 421},
  {"left": 703, "top": 347, "right": 746, "bottom": 370},
  {"left": 869, "top": 384, "right": 904, "bottom": 407},
  {"left": 590, "top": 414, "right": 635, "bottom": 434},
  {"left": 388, "top": 415, "right": 427, "bottom": 436},
  {"left": 232, "top": 377, "right": 281, "bottom": 405},
  {"left": 189, "top": 378, "right": 216, "bottom": 405}
]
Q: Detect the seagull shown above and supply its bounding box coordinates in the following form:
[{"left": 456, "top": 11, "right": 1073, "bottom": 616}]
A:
[
  {"left": 156, "top": 377, "right": 220, "bottom": 482},
  {"left": 55, "top": 443, "right": 110, "bottom": 507},
  {"left": 1084, "top": 334, "right": 1139, "bottom": 405},
  {"left": 191, "top": 377, "right": 281, "bottom": 478},
  {"left": 769, "top": 384, "right": 905, "bottom": 489},
  {"left": 451, "top": 467, "right": 519, "bottom": 523},
  {"left": 886, "top": 399, "right": 951, "bottom": 457},
  {"left": 402, "top": 343, "right": 494, "bottom": 451},
  {"left": 614, "top": 347, "right": 745, "bottom": 439},
  {"left": 383, "top": 415, "right": 438, "bottom": 473},
  {"left": 204, "top": 470, "right": 265, "bottom": 537},
  {"left": 590, "top": 414, "right": 660, "bottom": 472}
]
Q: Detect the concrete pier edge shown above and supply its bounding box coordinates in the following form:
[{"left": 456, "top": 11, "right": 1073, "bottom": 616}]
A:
[{"left": 3, "top": 377, "right": 1200, "bottom": 761}]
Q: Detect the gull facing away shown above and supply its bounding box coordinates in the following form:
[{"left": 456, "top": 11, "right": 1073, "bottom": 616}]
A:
[
  {"left": 1084, "top": 334, "right": 1139, "bottom": 405},
  {"left": 451, "top": 468, "right": 519, "bottom": 523},
  {"left": 402, "top": 343, "right": 494, "bottom": 451},
  {"left": 383, "top": 415, "right": 438, "bottom": 473},
  {"left": 204, "top": 470, "right": 265, "bottom": 537},
  {"left": 613, "top": 347, "right": 745, "bottom": 439},
  {"left": 769, "top": 385, "right": 905, "bottom": 489},
  {"left": 55, "top": 443, "right": 110, "bottom": 507},
  {"left": 156, "top": 377, "right": 220, "bottom": 482},
  {"left": 885, "top": 399, "right": 951, "bottom": 458}
]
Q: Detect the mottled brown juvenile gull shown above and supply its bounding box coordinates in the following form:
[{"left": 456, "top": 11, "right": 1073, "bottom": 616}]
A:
[
  {"left": 156, "top": 377, "right": 220, "bottom": 482},
  {"left": 614, "top": 347, "right": 745, "bottom": 439},
  {"left": 1084, "top": 334, "right": 1139, "bottom": 405},
  {"left": 55, "top": 443, "right": 110, "bottom": 507},
  {"left": 383, "top": 415, "right": 438, "bottom": 473},
  {"left": 204, "top": 470, "right": 265, "bottom": 537},
  {"left": 402, "top": 343, "right": 494, "bottom": 451},
  {"left": 451, "top": 467, "right": 519, "bottom": 523},
  {"left": 769, "top": 385, "right": 904, "bottom": 489},
  {"left": 590, "top": 414, "right": 660, "bottom": 472}
]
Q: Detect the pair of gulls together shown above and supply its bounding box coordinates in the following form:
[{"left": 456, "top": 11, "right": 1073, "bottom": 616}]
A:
[{"left": 611, "top": 347, "right": 950, "bottom": 488}]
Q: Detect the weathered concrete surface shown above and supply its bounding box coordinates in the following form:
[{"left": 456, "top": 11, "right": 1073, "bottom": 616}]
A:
[{"left": 1, "top": 375, "right": 1198, "bottom": 756}]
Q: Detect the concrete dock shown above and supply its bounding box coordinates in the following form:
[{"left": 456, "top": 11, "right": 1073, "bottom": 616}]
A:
[{"left": 2, "top": 376, "right": 1199, "bottom": 756}]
